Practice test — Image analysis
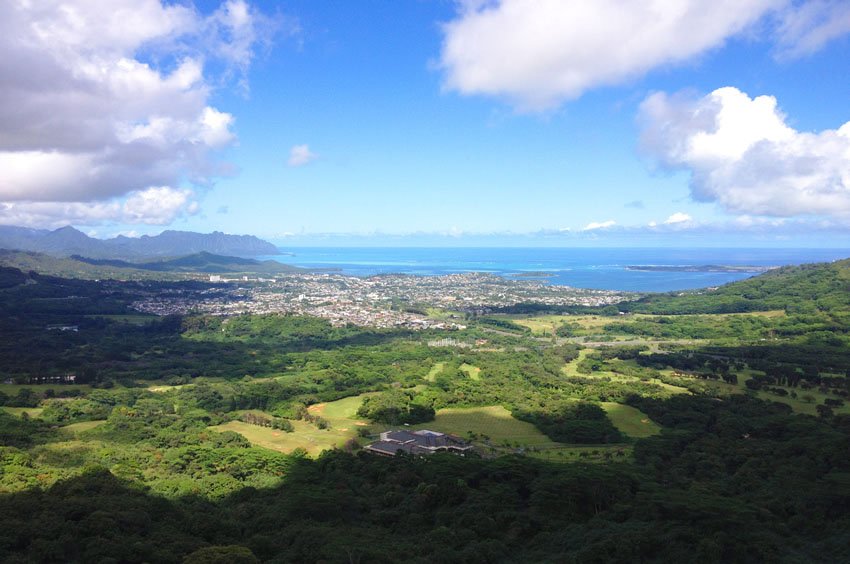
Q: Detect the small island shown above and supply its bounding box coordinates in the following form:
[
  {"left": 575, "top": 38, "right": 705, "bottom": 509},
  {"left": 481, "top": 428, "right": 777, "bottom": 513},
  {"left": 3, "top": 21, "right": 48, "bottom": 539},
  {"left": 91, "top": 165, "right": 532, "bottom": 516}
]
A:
[
  {"left": 510, "top": 271, "right": 557, "bottom": 277},
  {"left": 626, "top": 264, "right": 776, "bottom": 273}
]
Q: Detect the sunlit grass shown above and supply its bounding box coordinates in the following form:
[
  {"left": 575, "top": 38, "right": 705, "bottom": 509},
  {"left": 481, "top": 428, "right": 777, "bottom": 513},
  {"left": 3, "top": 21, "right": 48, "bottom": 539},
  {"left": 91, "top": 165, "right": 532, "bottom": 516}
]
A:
[
  {"left": 601, "top": 402, "right": 662, "bottom": 438},
  {"left": 459, "top": 363, "right": 481, "bottom": 380},
  {"left": 425, "top": 362, "right": 445, "bottom": 382}
]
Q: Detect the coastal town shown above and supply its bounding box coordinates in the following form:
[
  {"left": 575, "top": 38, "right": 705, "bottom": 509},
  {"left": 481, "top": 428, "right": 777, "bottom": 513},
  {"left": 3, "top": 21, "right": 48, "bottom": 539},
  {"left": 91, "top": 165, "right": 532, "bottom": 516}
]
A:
[{"left": 132, "top": 271, "right": 631, "bottom": 329}]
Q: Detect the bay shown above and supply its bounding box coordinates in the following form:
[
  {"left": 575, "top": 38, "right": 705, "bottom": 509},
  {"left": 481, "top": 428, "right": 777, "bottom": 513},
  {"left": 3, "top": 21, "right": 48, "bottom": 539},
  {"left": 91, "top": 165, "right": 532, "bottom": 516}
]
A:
[{"left": 260, "top": 247, "right": 850, "bottom": 292}]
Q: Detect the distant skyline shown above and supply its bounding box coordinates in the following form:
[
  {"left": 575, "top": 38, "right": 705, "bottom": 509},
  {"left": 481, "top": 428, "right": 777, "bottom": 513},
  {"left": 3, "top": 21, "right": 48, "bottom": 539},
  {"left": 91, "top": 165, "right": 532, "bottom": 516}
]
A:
[{"left": 1, "top": 1, "right": 850, "bottom": 246}]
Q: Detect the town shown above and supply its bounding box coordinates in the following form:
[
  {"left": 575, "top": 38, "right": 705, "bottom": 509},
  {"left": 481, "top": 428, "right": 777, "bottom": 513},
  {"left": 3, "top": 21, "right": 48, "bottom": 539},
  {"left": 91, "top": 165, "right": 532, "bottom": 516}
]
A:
[{"left": 132, "top": 271, "right": 631, "bottom": 328}]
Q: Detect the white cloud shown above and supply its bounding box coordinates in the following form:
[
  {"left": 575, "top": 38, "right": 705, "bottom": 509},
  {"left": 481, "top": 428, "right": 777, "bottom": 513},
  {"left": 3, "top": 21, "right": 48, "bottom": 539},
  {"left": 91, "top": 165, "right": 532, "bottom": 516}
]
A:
[
  {"left": 639, "top": 86, "right": 850, "bottom": 219},
  {"left": 439, "top": 0, "right": 782, "bottom": 111},
  {"left": 0, "top": 187, "right": 199, "bottom": 229},
  {"left": 288, "top": 144, "right": 318, "bottom": 167},
  {"left": 123, "top": 187, "right": 199, "bottom": 224},
  {"left": 0, "top": 0, "right": 275, "bottom": 226},
  {"left": 439, "top": 1, "right": 850, "bottom": 111},
  {"left": 583, "top": 220, "right": 616, "bottom": 231},
  {"left": 664, "top": 212, "right": 693, "bottom": 225},
  {"left": 775, "top": 0, "right": 850, "bottom": 58}
]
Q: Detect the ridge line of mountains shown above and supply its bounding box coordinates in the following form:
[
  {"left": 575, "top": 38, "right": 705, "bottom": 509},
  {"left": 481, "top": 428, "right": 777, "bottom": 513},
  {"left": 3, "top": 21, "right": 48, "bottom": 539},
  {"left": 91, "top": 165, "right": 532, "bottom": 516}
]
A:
[{"left": 0, "top": 224, "right": 279, "bottom": 259}]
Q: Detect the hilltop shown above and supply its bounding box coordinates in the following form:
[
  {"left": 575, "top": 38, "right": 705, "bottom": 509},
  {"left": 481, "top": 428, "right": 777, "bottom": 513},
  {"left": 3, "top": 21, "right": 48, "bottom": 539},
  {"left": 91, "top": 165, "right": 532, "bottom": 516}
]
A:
[
  {"left": 625, "top": 258, "right": 850, "bottom": 314},
  {"left": 0, "top": 225, "right": 278, "bottom": 259}
]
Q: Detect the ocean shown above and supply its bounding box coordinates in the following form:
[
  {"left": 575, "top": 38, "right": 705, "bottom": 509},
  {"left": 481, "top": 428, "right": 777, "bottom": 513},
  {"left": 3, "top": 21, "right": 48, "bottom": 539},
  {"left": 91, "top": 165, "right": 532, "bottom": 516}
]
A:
[{"left": 261, "top": 247, "right": 850, "bottom": 293}]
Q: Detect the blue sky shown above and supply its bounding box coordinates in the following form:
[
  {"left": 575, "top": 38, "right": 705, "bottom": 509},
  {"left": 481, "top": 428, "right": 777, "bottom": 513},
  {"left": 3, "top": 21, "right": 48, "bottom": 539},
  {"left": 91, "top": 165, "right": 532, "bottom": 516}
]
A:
[{"left": 1, "top": 1, "right": 850, "bottom": 246}]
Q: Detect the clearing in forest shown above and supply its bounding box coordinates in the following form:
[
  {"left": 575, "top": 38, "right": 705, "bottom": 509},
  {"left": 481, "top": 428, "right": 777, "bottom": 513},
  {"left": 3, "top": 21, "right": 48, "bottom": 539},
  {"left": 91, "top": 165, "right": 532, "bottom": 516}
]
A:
[
  {"left": 459, "top": 363, "right": 481, "bottom": 380},
  {"left": 1, "top": 407, "right": 44, "bottom": 418},
  {"left": 425, "top": 362, "right": 445, "bottom": 382},
  {"left": 213, "top": 419, "right": 356, "bottom": 457},
  {"left": 601, "top": 402, "right": 661, "bottom": 438},
  {"left": 412, "top": 405, "right": 556, "bottom": 447},
  {"left": 60, "top": 420, "right": 106, "bottom": 435}
]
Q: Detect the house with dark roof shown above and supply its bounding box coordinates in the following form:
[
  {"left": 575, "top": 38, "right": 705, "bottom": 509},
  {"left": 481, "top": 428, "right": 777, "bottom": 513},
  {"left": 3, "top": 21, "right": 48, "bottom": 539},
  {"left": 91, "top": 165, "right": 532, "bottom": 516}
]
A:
[{"left": 364, "top": 429, "right": 474, "bottom": 457}]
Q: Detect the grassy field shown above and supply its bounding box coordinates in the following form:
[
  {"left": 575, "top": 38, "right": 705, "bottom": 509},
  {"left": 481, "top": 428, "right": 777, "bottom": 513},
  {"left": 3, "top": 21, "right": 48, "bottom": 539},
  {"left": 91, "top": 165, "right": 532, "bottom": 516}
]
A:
[
  {"left": 649, "top": 379, "right": 691, "bottom": 394},
  {"left": 512, "top": 315, "right": 568, "bottom": 336},
  {"left": 211, "top": 394, "right": 376, "bottom": 457},
  {"left": 513, "top": 314, "right": 647, "bottom": 336},
  {"left": 601, "top": 402, "right": 662, "bottom": 438},
  {"left": 146, "top": 384, "right": 188, "bottom": 392},
  {"left": 213, "top": 419, "right": 357, "bottom": 457},
  {"left": 213, "top": 397, "right": 647, "bottom": 462},
  {"left": 411, "top": 405, "right": 556, "bottom": 447},
  {"left": 561, "top": 349, "right": 592, "bottom": 377},
  {"left": 308, "top": 393, "right": 375, "bottom": 423},
  {"left": 60, "top": 420, "right": 106, "bottom": 436},
  {"left": 459, "top": 363, "right": 481, "bottom": 381},
  {"left": 1, "top": 407, "right": 44, "bottom": 418},
  {"left": 513, "top": 311, "right": 787, "bottom": 339},
  {"left": 425, "top": 362, "right": 445, "bottom": 382},
  {"left": 413, "top": 405, "right": 635, "bottom": 462},
  {"left": 661, "top": 368, "right": 850, "bottom": 417},
  {"left": 560, "top": 351, "right": 692, "bottom": 395},
  {"left": 711, "top": 370, "right": 849, "bottom": 416},
  {"left": 754, "top": 390, "right": 850, "bottom": 416}
]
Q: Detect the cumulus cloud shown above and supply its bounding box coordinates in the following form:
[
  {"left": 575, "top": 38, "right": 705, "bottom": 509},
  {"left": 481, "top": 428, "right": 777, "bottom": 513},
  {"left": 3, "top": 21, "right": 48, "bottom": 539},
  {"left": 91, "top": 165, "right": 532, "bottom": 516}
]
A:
[
  {"left": 0, "top": 186, "right": 198, "bottom": 228},
  {"left": 440, "top": 0, "right": 781, "bottom": 111},
  {"left": 0, "top": 0, "right": 276, "bottom": 226},
  {"left": 639, "top": 86, "right": 850, "bottom": 219},
  {"left": 664, "top": 212, "right": 693, "bottom": 224},
  {"left": 288, "top": 144, "right": 318, "bottom": 167},
  {"left": 583, "top": 220, "right": 616, "bottom": 231},
  {"left": 439, "top": 1, "right": 850, "bottom": 111}
]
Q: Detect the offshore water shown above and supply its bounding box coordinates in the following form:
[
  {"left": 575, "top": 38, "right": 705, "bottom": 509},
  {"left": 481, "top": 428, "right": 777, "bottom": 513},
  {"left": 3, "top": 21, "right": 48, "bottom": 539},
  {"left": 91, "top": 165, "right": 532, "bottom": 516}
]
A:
[{"left": 262, "top": 247, "right": 850, "bottom": 292}]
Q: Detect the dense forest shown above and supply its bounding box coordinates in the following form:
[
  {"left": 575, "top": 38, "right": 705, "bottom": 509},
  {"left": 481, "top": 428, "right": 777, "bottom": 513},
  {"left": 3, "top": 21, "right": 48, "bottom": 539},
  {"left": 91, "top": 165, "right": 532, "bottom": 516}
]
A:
[{"left": 1, "top": 260, "right": 850, "bottom": 562}]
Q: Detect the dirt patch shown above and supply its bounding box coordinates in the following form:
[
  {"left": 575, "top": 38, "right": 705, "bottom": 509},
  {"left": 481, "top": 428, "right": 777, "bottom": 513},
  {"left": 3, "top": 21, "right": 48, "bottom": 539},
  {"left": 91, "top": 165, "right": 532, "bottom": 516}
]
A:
[
  {"left": 308, "top": 403, "right": 327, "bottom": 415},
  {"left": 354, "top": 422, "right": 367, "bottom": 426}
]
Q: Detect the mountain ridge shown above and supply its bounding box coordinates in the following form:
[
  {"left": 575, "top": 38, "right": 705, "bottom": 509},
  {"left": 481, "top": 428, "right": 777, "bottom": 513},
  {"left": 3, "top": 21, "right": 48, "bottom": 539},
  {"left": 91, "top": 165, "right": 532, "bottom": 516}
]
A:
[{"left": 0, "top": 225, "right": 278, "bottom": 259}]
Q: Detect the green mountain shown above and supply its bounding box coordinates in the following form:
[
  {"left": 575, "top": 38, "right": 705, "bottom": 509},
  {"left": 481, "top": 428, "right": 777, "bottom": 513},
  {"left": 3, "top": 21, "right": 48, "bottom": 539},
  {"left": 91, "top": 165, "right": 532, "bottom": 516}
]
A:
[
  {"left": 625, "top": 258, "right": 850, "bottom": 314},
  {"left": 0, "top": 225, "right": 279, "bottom": 258},
  {"left": 73, "top": 251, "right": 301, "bottom": 274},
  {"left": 0, "top": 249, "right": 300, "bottom": 280}
]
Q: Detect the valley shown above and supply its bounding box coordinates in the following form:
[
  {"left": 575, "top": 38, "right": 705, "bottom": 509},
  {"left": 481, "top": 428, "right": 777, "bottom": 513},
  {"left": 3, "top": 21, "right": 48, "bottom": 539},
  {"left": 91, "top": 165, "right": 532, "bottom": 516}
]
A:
[{"left": 1, "top": 258, "right": 850, "bottom": 561}]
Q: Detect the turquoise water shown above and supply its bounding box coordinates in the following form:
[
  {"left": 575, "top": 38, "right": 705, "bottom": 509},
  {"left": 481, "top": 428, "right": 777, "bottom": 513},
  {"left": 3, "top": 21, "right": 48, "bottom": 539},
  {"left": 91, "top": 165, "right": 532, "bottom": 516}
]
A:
[{"left": 261, "top": 247, "right": 850, "bottom": 292}]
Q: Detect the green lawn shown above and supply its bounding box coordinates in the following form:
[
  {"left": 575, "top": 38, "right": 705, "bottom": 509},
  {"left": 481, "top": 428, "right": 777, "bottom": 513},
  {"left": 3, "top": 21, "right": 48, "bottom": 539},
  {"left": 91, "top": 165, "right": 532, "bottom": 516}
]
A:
[
  {"left": 459, "top": 363, "right": 481, "bottom": 381},
  {"left": 308, "top": 393, "right": 375, "bottom": 423},
  {"left": 211, "top": 394, "right": 376, "bottom": 457},
  {"left": 1, "top": 407, "right": 44, "bottom": 418},
  {"left": 213, "top": 399, "right": 642, "bottom": 462},
  {"left": 60, "top": 420, "right": 106, "bottom": 436},
  {"left": 425, "top": 362, "right": 445, "bottom": 382},
  {"left": 670, "top": 369, "right": 850, "bottom": 417},
  {"left": 212, "top": 419, "right": 356, "bottom": 457},
  {"left": 601, "top": 402, "right": 662, "bottom": 438},
  {"left": 410, "top": 405, "right": 633, "bottom": 462},
  {"left": 411, "top": 405, "right": 555, "bottom": 446},
  {"left": 146, "top": 384, "right": 188, "bottom": 392}
]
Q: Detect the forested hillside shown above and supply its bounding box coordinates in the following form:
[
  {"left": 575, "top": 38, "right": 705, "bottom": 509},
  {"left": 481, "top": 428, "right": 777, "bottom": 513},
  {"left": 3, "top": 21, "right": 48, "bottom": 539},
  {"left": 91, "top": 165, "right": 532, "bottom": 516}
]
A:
[
  {"left": 1, "top": 262, "right": 850, "bottom": 562},
  {"left": 625, "top": 258, "right": 850, "bottom": 314}
]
